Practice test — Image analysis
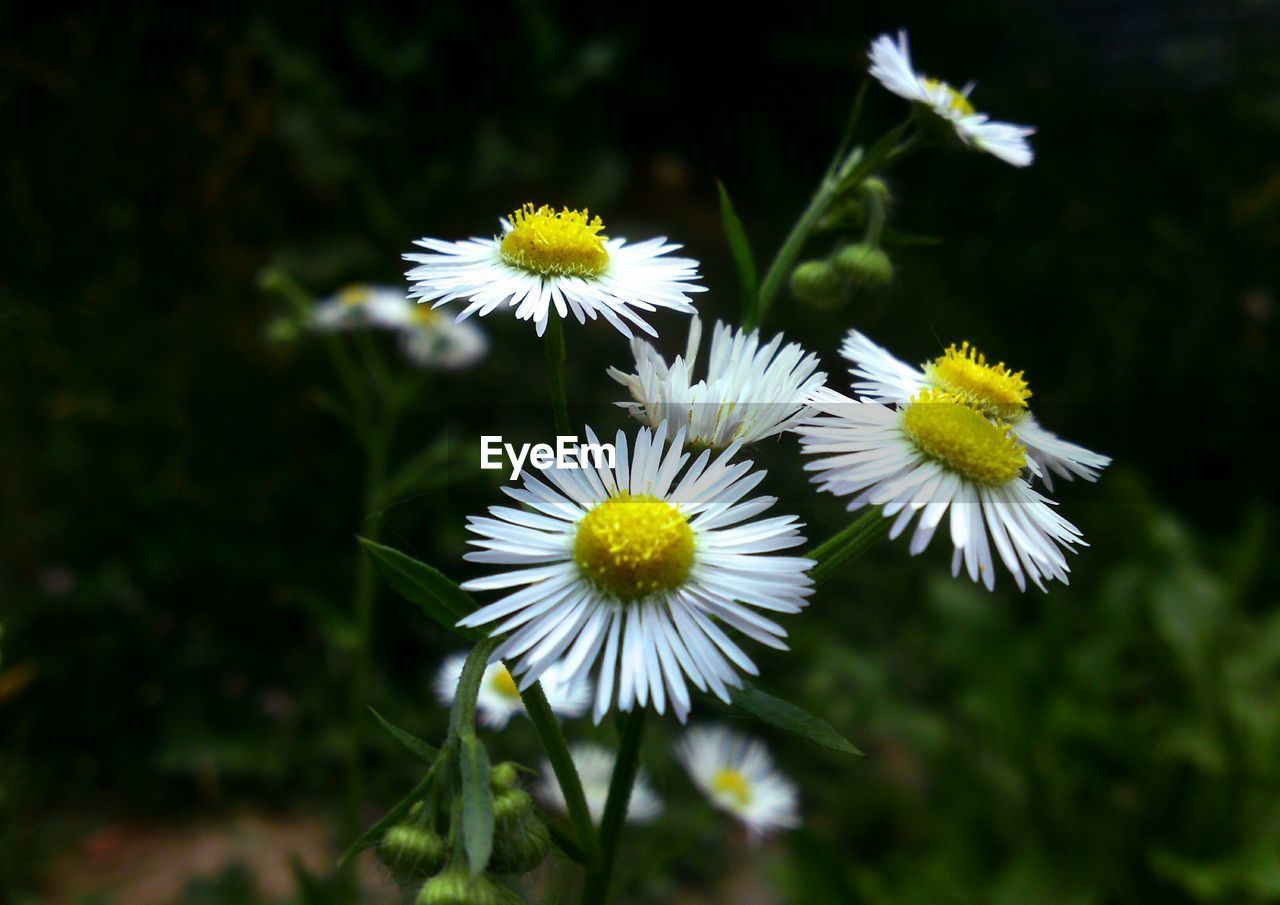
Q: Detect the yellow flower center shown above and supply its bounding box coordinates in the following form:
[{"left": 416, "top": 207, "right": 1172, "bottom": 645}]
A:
[
  {"left": 499, "top": 203, "right": 609, "bottom": 278},
  {"left": 923, "top": 341, "right": 1031, "bottom": 422},
  {"left": 923, "top": 78, "right": 976, "bottom": 117},
  {"left": 573, "top": 494, "right": 694, "bottom": 602},
  {"left": 901, "top": 390, "right": 1026, "bottom": 485},
  {"left": 489, "top": 665, "right": 521, "bottom": 700},
  {"left": 409, "top": 304, "right": 442, "bottom": 326},
  {"left": 711, "top": 768, "right": 752, "bottom": 808},
  {"left": 338, "top": 285, "right": 373, "bottom": 307}
]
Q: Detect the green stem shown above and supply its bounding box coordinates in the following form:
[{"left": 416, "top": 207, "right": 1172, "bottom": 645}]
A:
[
  {"left": 544, "top": 316, "right": 571, "bottom": 435},
  {"left": 520, "top": 681, "right": 601, "bottom": 866},
  {"left": 342, "top": 407, "right": 397, "bottom": 842},
  {"left": 580, "top": 708, "right": 647, "bottom": 904},
  {"left": 864, "top": 188, "right": 887, "bottom": 247},
  {"left": 806, "top": 510, "right": 889, "bottom": 585},
  {"left": 450, "top": 636, "right": 504, "bottom": 736},
  {"left": 751, "top": 178, "right": 839, "bottom": 329}
]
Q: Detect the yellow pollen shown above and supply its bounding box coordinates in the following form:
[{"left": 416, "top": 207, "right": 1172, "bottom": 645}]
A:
[
  {"left": 338, "top": 285, "right": 373, "bottom": 307},
  {"left": 489, "top": 665, "right": 521, "bottom": 700},
  {"left": 924, "top": 341, "right": 1031, "bottom": 422},
  {"left": 500, "top": 203, "right": 609, "bottom": 278},
  {"left": 573, "top": 494, "right": 694, "bottom": 602},
  {"left": 923, "top": 78, "right": 976, "bottom": 117},
  {"left": 711, "top": 769, "right": 752, "bottom": 808},
  {"left": 902, "top": 389, "right": 1026, "bottom": 485}
]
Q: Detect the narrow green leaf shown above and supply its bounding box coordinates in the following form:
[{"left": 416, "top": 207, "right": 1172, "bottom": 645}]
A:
[
  {"left": 358, "top": 537, "right": 480, "bottom": 637},
  {"left": 716, "top": 180, "right": 759, "bottom": 324},
  {"left": 881, "top": 227, "right": 944, "bottom": 247},
  {"left": 337, "top": 750, "right": 447, "bottom": 868},
  {"left": 730, "top": 682, "right": 863, "bottom": 755},
  {"left": 369, "top": 707, "right": 438, "bottom": 763},
  {"left": 459, "top": 734, "right": 494, "bottom": 876}
]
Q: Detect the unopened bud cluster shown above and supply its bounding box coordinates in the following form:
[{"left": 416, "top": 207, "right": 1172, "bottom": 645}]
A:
[{"left": 377, "top": 762, "right": 547, "bottom": 904}]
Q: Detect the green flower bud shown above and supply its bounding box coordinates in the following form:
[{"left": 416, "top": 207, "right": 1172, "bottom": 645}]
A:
[
  {"left": 265, "top": 317, "right": 300, "bottom": 344},
  {"left": 379, "top": 824, "right": 446, "bottom": 881},
  {"left": 861, "top": 176, "right": 891, "bottom": 202},
  {"left": 492, "top": 788, "right": 533, "bottom": 827},
  {"left": 833, "top": 243, "right": 893, "bottom": 287},
  {"left": 416, "top": 868, "right": 527, "bottom": 905},
  {"left": 489, "top": 762, "right": 520, "bottom": 792},
  {"left": 789, "top": 259, "right": 843, "bottom": 307},
  {"left": 489, "top": 814, "right": 551, "bottom": 875}
]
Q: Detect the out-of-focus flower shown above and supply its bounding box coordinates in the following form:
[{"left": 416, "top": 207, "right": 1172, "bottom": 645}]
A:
[
  {"left": 434, "top": 653, "right": 589, "bottom": 730},
  {"left": 607, "top": 317, "right": 826, "bottom": 450},
  {"left": 868, "top": 30, "right": 1035, "bottom": 167},
  {"left": 404, "top": 204, "right": 704, "bottom": 339},
  {"left": 310, "top": 284, "right": 487, "bottom": 370},
  {"left": 676, "top": 725, "right": 799, "bottom": 840},
  {"left": 538, "top": 743, "right": 661, "bottom": 825}
]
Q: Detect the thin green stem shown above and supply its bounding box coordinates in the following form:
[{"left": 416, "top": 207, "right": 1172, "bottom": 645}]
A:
[
  {"left": 544, "top": 316, "right": 571, "bottom": 435},
  {"left": 864, "top": 188, "right": 887, "bottom": 247},
  {"left": 752, "top": 178, "right": 839, "bottom": 329},
  {"left": 806, "top": 510, "right": 888, "bottom": 585},
  {"left": 342, "top": 410, "right": 396, "bottom": 843},
  {"left": 580, "top": 708, "right": 647, "bottom": 904},
  {"left": 449, "top": 636, "right": 504, "bottom": 737},
  {"left": 520, "top": 681, "right": 601, "bottom": 866}
]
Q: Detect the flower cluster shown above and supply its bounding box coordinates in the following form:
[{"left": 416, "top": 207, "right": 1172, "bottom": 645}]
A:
[{"left": 343, "top": 26, "right": 1111, "bottom": 894}]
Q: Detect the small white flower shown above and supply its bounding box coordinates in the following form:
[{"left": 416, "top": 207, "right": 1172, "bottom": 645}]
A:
[
  {"left": 457, "top": 422, "right": 814, "bottom": 723},
  {"left": 434, "top": 653, "right": 590, "bottom": 730},
  {"left": 677, "top": 725, "right": 799, "bottom": 840},
  {"left": 538, "top": 743, "right": 661, "bottom": 825},
  {"left": 310, "top": 284, "right": 487, "bottom": 371},
  {"left": 868, "top": 30, "right": 1035, "bottom": 167},
  {"left": 797, "top": 388, "right": 1085, "bottom": 591},
  {"left": 404, "top": 204, "right": 705, "bottom": 339},
  {"left": 842, "top": 330, "right": 1111, "bottom": 489},
  {"left": 607, "top": 317, "right": 827, "bottom": 450}
]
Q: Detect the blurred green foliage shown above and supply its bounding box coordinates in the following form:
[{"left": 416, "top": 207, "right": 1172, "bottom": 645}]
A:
[{"left": 2, "top": 3, "right": 1278, "bottom": 903}]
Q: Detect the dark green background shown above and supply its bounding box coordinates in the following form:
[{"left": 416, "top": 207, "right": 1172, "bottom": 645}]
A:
[{"left": 4, "top": 3, "right": 1279, "bottom": 903}]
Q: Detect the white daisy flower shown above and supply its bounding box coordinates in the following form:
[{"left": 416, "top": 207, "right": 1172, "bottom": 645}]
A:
[
  {"left": 403, "top": 203, "right": 705, "bottom": 339},
  {"left": 676, "top": 725, "right": 799, "bottom": 840},
  {"left": 310, "top": 284, "right": 487, "bottom": 371},
  {"left": 434, "top": 653, "right": 590, "bottom": 730},
  {"left": 797, "top": 388, "right": 1085, "bottom": 591},
  {"left": 867, "top": 30, "right": 1035, "bottom": 167},
  {"left": 842, "top": 330, "right": 1111, "bottom": 489},
  {"left": 606, "top": 317, "right": 827, "bottom": 450},
  {"left": 457, "top": 422, "right": 815, "bottom": 723},
  {"left": 538, "top": 743, "right": 661, "bottom": 825},
  {"left": 311, "top": 284, "right": 414, "bottom": 331}
]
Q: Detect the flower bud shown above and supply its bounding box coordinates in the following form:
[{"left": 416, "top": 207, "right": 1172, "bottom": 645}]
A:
[
  {"left": 489, "top": 762, "right": 520, "bottom": 792},
  {"left": 489, "top": 813, "right": 551, "bottom": 875},
  {"left": 492, "top": 788, "right": 533, "bottom": 827},
  {"left": 789, "top": 259, "right": 843, "bottom": 308},
  {"left": 416, "top": 868, "right": 527, "bottom": 905},
  {"left": 861, "top": 176, "right": 891, "bottom": 202},
  {"left": 379, "top": 824, "right": 446, "bottom": 881},
  {"left": 833, "top": 243, "right": 893, "bottom": 287}
]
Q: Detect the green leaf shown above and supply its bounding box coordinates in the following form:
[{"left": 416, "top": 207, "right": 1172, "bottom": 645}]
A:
[
  {"left": 716, "top": 180, "right": 759, "bottom": 324},
  {"left": 337, "top": 755, "right": 445, "bottom": 868},
  {"left": 369, "top": 707, "right": 438, "bottom": 763},
  {"left": 730, "top": 682, "right": 862, "bottom": 755},
  {"left": 358, "top": 538, "right": 480, "bottom": 637},
  {"left": 459, "top": 734, "right": 494, "bottom": 876}
]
